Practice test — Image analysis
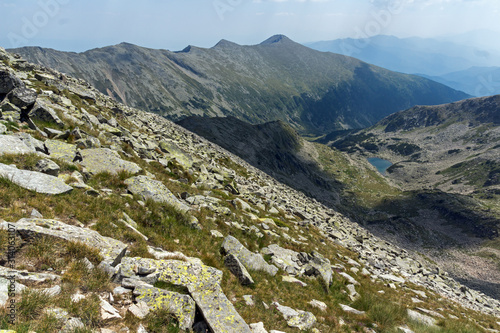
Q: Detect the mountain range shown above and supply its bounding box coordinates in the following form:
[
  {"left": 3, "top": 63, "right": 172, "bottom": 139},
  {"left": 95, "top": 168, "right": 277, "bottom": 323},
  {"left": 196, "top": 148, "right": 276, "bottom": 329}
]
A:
[
  {"left": 9, "top": 35, "right": 468, "bottom": 135},
  {"left": 306, "top": 35, "right": 500, "bottom": 97}
]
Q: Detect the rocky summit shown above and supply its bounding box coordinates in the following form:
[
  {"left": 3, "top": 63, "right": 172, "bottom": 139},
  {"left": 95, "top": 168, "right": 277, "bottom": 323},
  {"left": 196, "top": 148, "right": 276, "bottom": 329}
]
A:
[{"left": 1, "top": 47, "right": 500, "bottom": 333}]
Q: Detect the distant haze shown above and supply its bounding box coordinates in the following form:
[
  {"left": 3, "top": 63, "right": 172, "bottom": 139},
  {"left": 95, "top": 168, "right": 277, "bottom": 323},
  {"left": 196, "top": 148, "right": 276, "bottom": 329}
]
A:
[{"left": 0, "top": 0, "right": 499, "bottom": 52}]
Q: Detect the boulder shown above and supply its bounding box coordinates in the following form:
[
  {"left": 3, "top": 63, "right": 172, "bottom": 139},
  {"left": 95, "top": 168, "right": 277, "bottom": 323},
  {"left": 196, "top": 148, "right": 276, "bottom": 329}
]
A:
[
  {"left": 35, "top": 158, "right": 60, "bottom": 176},
  {"left": 0, "top": 135, "right": 36, "bottom": 155},
  {"left": 75, "top": 136, "right": 101, "bottom": 149},
  {"left": 0, "top": 266, "right": 59, "bottom": 284},
  {"left": 80, "top": 148, "right": 142, "bottom": 175},
  {"left": 8, "top": 87, "right": 37, "bottom": 109},
  {"left": 339, "top": 304, "right": 365, "bottom": 316},
  {"left": 158, "top": 140, "right": 194, "bottom": 169},
  {"left": 134, "top": 286, "right": 195, "bottom": 330},
  {"left": 100, "top": 297, "right": 122, "bottom": 321},
  {"left": 44, "top": 139, "right": 77, "bottom": 164},
  {"left": 124, "top": 175, "right": 190, "bottom": 212},
  {"left": 0, "top": 123, "right": 5, "bottom": 135},
  {"left": 249, "top": 322, "right": 268, "bottom": 333},
  {"left": 407, "top": 309, "right": 438, "bottom": 327},
  {"left": 0, "top": 69, "right": 22, "bottom": 94},
  {"left": 0, "top": 277, "right": 26, "bottom": 307},
  {"left": 118, "top": 257, "right": 251, "bottom": 333},
  {"left": 0, "top": 163, "right": 73, "bottom": 195},
  {"left": 224, "top": 254, "right": 255, "bottom": 286},
  {"left": 60, "top": 317, "right": 85, "bottom": 333},
  {"left": 127, "top": 301, "right": 150, "bottom": 319},
  {"left": 28, "top": 100, "right": 64, "bottom": 127},
  {"left": 1, "top": 218, "right": 127, "bottom": 266},
  {"left": 272, "top": 302, "right": 316, "bottom": 330},
  {"left": 261, "top": 244, "right": 301, "bottom": 275},
  {"left": 221, "top": 236, "right": 278, "bottom": 276},
  {"left": 15, "top": 132, "right": 46, "bottom": 153},
  {"left": 302, "top": 251, "right": 333, "bottom": 287}
]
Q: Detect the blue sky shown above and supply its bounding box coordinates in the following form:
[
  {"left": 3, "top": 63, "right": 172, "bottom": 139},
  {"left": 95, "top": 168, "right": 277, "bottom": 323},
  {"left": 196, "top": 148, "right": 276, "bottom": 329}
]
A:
[{"left": 0, "top": 0, "right": 499, "bottom": 52}]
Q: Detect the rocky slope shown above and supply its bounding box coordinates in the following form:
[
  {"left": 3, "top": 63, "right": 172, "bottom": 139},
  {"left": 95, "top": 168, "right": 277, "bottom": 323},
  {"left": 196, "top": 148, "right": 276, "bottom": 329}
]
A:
[
  {"left": 1, "top": 48, "right": 500, "bottom": 332},
  {"left": 9, "top": 36, "right": 469, "bottom": 135}
]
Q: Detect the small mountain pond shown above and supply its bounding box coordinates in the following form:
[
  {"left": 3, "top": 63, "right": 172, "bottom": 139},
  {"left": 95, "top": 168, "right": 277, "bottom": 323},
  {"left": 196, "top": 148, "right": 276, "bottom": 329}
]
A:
[{"left": 367, "top": 157, "right": 393, "bottom": 175}]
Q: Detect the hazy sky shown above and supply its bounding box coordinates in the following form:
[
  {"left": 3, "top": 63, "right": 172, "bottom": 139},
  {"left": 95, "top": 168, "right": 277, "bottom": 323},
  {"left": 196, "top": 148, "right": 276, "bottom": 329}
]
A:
[{"left": 0, "top": 0, "right": 499, "bottom": 52}]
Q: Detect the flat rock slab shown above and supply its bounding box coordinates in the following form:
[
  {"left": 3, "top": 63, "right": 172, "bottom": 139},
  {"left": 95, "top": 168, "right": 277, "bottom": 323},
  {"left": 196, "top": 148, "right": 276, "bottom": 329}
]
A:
[
  {"left": 0, "top": 266, "right": 60, "bottom": 283},
  {"left": 2, "top": 218, "right": 127, "bottom": 266},
  {"left": 124, "top": 175, "right": 190, "bottom": 212},
  {"left": 0, "top": 163, "right": 73, "bottom": 195},
  {"left": 221, "top": 236, "right": 278, "bottom": 276},
  {"left": 0, "top": 135, "right": 36, "bottom": 155},
  {"left": 44, "top": 139, "right": 77, "bottom": 163},
  {"left": 79, "top": 148, "right": 142, "bottom": 175},
  {"left": 119, "top": 257, "right": 251, "bottom": 333},
  {"left": 134, "top": 286, "right": 196, "bottom": 330}
]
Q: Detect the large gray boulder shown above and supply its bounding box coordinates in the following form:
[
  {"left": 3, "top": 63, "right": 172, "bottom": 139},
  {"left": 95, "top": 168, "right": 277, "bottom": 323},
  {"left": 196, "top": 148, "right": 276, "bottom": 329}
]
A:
[
  {"left": 79, "top": 148, "right": 142, "bottom": 175},
  {"left": 44, "top": 139, "right": 77, "bottom": 164},
  {"left": 124, "top": 175, "right": 190, "bottom": 212},
  {"left": 221, "top": 236, "right": 278, "bottom": 276},
  {"left": 0, "top": 163, "right": 73, "bottom": 195},
  {"left": 1, "top": 218, "right": 127, "bottom": 266},
  {"left": 0, "top": 69, "right": 22, "bottom": 94},
  {"left": 261, "top": 244, "right": 302, "bottom": 275},
  {"left": 302, "top": 251, "right": 333, "bottom": 288},
  {"left": 134, "top": 286, "right": 196, "bottom": 330},
  {"left": 0, "top": 135, "right": 36, "bottom": 155},
  {"left": 261, "top": 245, "right": 332, "bottom": 288},
  {"left": 8, "top": 86, "right": 37, "bottom": 109},
  {"left": 118, "top": 257, "right": 251, "bottom": 333},
  {"left": 28, "top": 100, "right": 64, "bottom": 127}
]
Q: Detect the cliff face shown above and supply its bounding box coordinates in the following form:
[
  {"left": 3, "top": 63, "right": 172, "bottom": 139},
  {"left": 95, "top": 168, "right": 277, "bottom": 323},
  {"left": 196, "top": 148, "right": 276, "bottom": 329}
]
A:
[{"left": 1, "top": 47, "right": 500, "bottom": 332}]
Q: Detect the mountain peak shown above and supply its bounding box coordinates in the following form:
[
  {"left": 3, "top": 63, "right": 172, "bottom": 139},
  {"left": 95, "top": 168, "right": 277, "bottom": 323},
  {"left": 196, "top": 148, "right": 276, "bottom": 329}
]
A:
[
  {"left": 213, "top": 39, "right": 241, "bottom": 49},
  {"left": 260, "top": 34, "right": 292, "bottom": 45}
]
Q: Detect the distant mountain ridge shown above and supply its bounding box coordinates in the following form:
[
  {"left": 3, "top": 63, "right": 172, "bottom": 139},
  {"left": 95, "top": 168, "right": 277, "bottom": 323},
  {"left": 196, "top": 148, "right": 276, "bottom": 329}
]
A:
[
  {"left": 305, "top": 35, "right": 500, "bottom": 76},
  {"left": 9, "top": 35, "right": 468, "bottom": 135}
]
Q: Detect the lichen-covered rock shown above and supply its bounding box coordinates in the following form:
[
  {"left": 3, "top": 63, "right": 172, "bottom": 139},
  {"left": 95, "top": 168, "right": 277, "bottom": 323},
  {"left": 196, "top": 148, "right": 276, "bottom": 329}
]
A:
[
  {"left": 0, "top": 135, "right": 36, "bottom": 155},
  {"left": 134, "top": 286, "right": 196, "bottom": 330},
  {"left": 28, "top": 100, "right": 64, "bottom": 127},
  {"left": 1, "top": 218, "right": 127, "bottom": 266},
  {"left": 0, "top": 163, "right": 73, "bottom": 195},
  {"left": 44, "top": 139, "right": 77, "bottom": 163},
  {"left": 118, "top": 257, "right": 251, "bottom": 333},
  {"left": 221, "top": 236, "right": 278, "bottom": 276},
  {"left": 124, "top": 175, "right": 190, "bottom": 212},
  {"left": 272, "top": 302, "right": 317, "bottom": 330},
  {"left": 224, "top": 254, "right": 255, "bottom": 286},
  {"left": 79, "top": 148, "right": 142, "bottom": 175},
  {"left": 261, "top": 244, "right": 302, "bottom": 275},
  {"left": 302, "top": 251, "right": 332, "bottom": 287},
  {"left": 158, "top": 140, "right": 194, "bottom": 169}
]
